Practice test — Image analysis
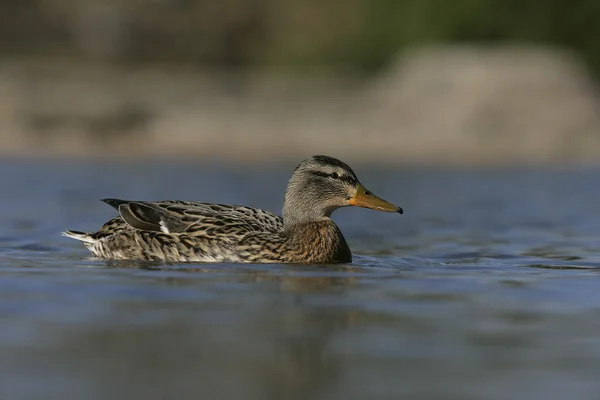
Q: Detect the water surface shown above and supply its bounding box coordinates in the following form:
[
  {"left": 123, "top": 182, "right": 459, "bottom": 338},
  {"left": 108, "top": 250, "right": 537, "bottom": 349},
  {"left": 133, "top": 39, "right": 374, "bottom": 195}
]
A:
[{"left": 1, "top": 159, "right": 600, "bottom": 400}]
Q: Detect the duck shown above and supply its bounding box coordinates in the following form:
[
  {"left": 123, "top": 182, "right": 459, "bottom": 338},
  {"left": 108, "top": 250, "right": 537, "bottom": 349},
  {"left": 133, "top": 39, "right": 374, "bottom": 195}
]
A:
[{"left": 62, "top": 155, "right": 402, "bottom": 264}]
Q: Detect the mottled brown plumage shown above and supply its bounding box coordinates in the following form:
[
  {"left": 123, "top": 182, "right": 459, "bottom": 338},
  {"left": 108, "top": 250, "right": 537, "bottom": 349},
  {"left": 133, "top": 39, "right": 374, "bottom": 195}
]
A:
[{"left": 63, "top": 155, "right": 402, "bottom": 264}]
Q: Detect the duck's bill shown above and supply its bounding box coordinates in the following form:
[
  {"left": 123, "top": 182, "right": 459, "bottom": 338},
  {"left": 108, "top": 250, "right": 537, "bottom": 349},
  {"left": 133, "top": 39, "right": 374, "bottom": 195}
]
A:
[{"left": 348, "top": 184, "right": 403, "bottom": 214}]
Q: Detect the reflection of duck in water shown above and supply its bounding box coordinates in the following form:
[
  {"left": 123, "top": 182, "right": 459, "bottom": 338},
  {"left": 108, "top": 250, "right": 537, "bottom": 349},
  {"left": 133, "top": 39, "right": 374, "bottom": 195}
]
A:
[{"left": 63, "top": 155, "right": 402, "bottom": 263}]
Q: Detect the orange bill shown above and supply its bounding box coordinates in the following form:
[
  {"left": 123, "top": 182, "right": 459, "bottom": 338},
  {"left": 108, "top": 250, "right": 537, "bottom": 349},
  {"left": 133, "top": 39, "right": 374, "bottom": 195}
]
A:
[{"left": 348, "top": 184, "right": 403, "bottom": 214}]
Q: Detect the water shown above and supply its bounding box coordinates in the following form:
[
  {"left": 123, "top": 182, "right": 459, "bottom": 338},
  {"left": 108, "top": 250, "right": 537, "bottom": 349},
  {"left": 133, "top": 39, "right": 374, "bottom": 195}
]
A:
[{"left": 1, "top": 159, "right": 600, "bottom": 400}]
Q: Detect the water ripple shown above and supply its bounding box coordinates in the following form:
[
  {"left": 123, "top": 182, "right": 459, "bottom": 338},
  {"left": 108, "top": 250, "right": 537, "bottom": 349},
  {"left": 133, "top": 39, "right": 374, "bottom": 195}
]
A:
[{"left": 2, "top": 161, "right": 600, "bottom": 399}]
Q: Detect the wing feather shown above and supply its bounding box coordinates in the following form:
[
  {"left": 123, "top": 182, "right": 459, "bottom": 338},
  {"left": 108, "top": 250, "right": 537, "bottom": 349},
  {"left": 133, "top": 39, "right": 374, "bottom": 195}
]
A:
[{"left": 103, "top": 199, "right": 284, "bottom": 236}]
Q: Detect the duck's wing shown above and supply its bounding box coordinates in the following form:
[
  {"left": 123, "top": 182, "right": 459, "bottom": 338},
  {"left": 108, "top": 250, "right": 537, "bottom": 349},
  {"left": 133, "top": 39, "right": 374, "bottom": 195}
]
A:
[{"left": 102, "top": 199, "right": 284, "bottom": 235}]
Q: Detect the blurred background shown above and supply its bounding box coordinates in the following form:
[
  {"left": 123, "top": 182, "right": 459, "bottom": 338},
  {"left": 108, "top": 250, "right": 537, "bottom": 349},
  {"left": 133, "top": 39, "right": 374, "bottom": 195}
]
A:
[{"left": 2, "top": 0, "right": 600, "bottom": 164}]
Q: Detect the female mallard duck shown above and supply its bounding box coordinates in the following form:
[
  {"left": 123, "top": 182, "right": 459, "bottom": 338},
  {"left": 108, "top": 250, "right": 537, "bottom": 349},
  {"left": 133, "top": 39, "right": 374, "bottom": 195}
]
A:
[{"left": 63, "top": 155, "right": 402, "bottom": 264}]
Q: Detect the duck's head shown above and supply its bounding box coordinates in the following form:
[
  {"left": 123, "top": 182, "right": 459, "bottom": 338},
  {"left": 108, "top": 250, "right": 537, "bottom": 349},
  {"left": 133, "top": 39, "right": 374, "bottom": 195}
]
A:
[{"left": 282, "top": 155, "right": 402, "bottom": 225}]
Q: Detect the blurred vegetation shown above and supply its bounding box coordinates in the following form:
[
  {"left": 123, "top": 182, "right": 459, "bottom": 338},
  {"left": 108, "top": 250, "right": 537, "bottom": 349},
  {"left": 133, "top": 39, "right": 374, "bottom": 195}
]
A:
[{"left": 1, "top": 0, "right": 600, "bottom": 75}]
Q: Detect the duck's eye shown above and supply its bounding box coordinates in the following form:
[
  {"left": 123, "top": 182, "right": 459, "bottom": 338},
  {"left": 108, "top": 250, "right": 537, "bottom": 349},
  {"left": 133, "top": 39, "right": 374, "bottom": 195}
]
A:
[{"left": 329, "top": 172, "right": 339, "bottom": 179}]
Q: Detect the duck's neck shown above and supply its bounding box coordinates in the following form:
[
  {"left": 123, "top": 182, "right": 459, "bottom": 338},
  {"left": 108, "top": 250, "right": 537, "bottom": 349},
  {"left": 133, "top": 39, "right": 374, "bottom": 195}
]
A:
[
  {"left": 282, "top": 206, "right": 324, "bottom": 227},
  {"left": 281, "top": 219, "right": 352, "bottom": 264},
  {"left": 282, "top": 201, "right": 340, "bottom": 228}
]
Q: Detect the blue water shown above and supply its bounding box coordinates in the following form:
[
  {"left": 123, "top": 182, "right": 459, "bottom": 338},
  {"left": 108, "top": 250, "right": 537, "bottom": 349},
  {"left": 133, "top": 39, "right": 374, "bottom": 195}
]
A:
[{"left": 1, "top": 159, "right": 600, "bottom": 399}]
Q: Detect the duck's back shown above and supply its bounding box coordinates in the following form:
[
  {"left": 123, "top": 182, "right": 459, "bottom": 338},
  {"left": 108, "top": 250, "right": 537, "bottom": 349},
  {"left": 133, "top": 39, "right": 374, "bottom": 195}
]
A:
[
  {"left": 102, "top": 199, "right": 283, "bottom": 233},
  {"left": 64, "top": 199, "right": 286, "bottom": 262},
  {"left": 148, "top": 200, "right": 284, "bottom": 234}
]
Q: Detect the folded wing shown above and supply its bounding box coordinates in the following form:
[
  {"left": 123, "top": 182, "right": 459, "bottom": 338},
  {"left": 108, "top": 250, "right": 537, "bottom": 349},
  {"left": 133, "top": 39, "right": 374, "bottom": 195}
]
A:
[{"left": 101, "top": 198, "right": 284, "bottom": 236}]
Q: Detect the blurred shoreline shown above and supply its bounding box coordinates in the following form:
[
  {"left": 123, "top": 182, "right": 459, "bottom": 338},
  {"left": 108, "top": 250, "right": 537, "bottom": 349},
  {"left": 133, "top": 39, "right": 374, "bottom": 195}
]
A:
[{"left": 2, "top": 46, "right": 600, "bottom": 166}]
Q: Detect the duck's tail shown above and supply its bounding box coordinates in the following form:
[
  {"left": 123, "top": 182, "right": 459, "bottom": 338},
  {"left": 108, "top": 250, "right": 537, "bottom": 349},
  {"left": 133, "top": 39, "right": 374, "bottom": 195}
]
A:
[{"left": 62, "top": 230, "right": 97, "bottom": 244}]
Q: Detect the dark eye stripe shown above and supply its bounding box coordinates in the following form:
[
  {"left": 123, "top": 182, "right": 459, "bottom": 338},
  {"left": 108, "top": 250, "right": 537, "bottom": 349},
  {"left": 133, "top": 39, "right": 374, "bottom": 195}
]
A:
[
  {"left": 310, "top": 171, "right": 357, "bottom": 184},
  {"left": 341, "top": 176, "right": 357, "bottom": 185},
  {"left": 310, "top": 171, "right": 332, "bottom": 179}
]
